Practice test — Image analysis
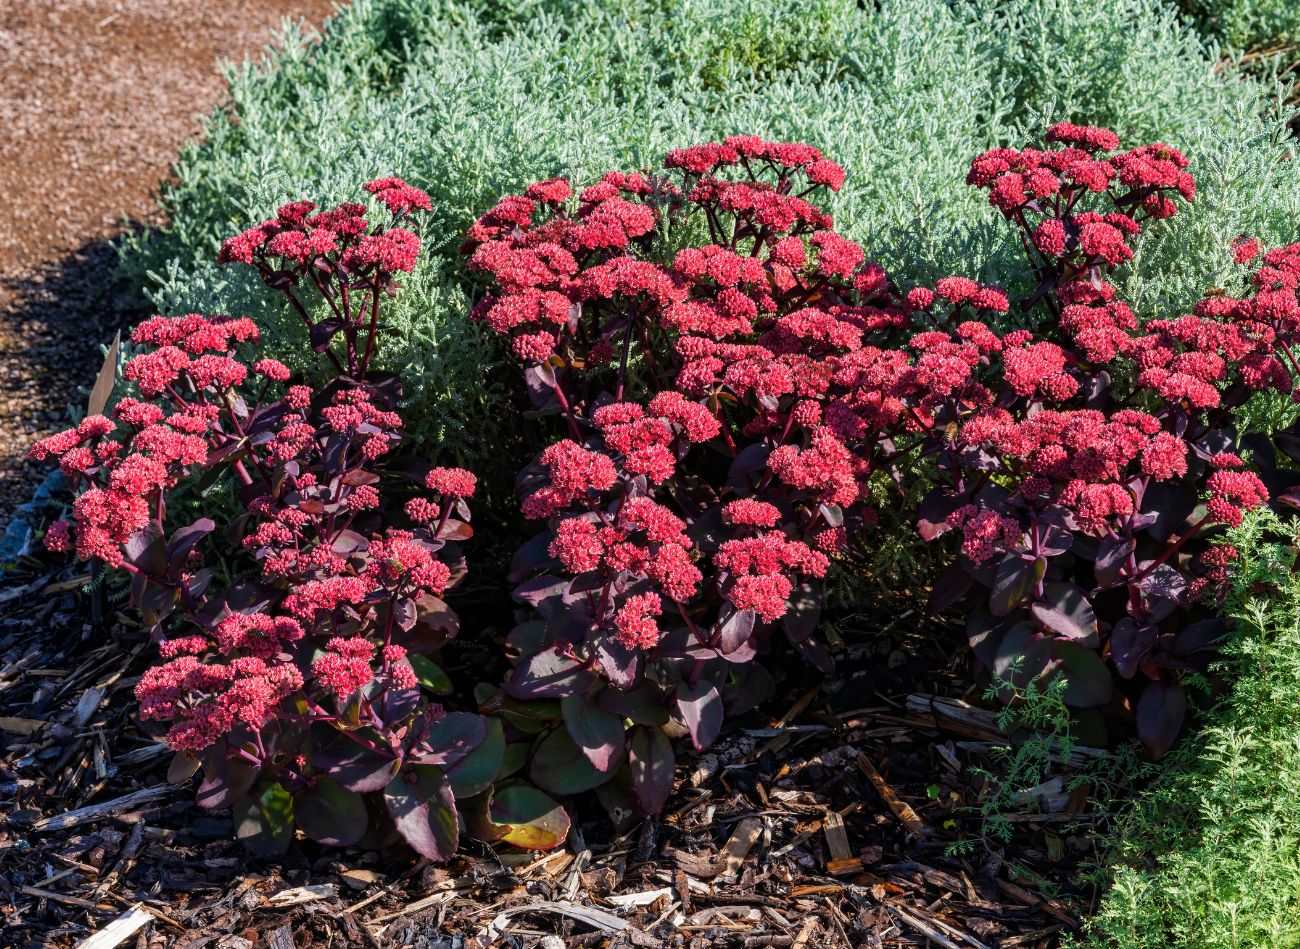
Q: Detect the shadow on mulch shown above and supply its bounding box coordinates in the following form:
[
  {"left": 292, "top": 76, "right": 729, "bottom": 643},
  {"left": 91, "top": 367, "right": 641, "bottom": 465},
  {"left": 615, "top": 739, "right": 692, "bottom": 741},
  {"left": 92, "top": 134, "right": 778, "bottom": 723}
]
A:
[
  {"left": 0, "top": 543, "right": 1106, "bottom": 949},
  {"left": 0, "top": 234, "right": 155, "bottom": 518}
]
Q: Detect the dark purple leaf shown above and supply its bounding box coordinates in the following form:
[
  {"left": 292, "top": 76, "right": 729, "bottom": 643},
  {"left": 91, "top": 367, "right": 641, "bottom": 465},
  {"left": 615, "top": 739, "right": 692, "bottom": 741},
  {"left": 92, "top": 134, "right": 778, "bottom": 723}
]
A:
[
  {"left": 490, "top": 784, "right": 570, "bottom": 850},
  {"left": 415, "top": 712, "right": 489, "bottom": 770},
  {"left": 818, "top": 503, "right": 844, "bottom": 528},
  {"left": 1136, "top": 681, "right": 1187, "bottom": 759},
  {"left": 722, "top": 660, "right": 776, "bottom": 715},
  {"left": 992, "top": 622, "right": 1052, "bottom": 691},
  {"left": 446, "top": 717, "right": 505, "bottom": 799},
  {"left": 313, "top": 735, "right": 400, "bottom": 793},
  {"left": 1136, "top": 563, "right": 1187, "bottom": 604},
  {"left": 928, "top": 562, "right": 974, "bottom": 614},
  {"left": 675, "top": 679, "right": 723, "bottom": 751},
  {"left": 716, "top": 609, "right": 756, "bottom": 656},
  {"left": 294, "top": 777, "right": 367, "bottom": 847},
  {"left": 783, "top": 582, "right": 831, "bottom": 673},
  {"left": 1109, "top": 619, "right": 1156, "bottom": 679},
  {"left": 1172, "top": 618, "right": 1228, "bottom": 657},
  {"left": 1049, "top": 640, "right": 1113, "bottom": 707},
  {"left": 592, "top": 635, "right": 642, "bottom": 690},
  {"left": 529, "top": 727, "right": 609, "bottom": 795},
  {"left": 1140, "top": 483, "right": 1199, "bottom": 543},
  {"left": 1094, "top": 536, "right": 1134, "bottom": 587},
  {"left": 196, "top": 746, "right": 258, "bottom": 810},
  {"left": 507, "top": 646, "right": 597, "bottom": 699},
  {"left": 990, "top": 555, "right": 1045, "bottom": 617},
  {"left": 598, "top": 683, "right": 671, "bottom": 726},
  {"left": 916, "top": 488, "right": 964, "bottom": 542},
  {"left": 391, "top": 596, "right": 417, "bottom": 632},
  {"left": 726, "top": 444, "right": 770, "bottom": 489},
  {"left": 628, "top": 726, "right": 675, "bottom": 814},
  {"left": 508, "top": 531, "right": 560, "bottom": 583},
  {"left": 561, "top": 695, "right": 626, "bottom": 773},
  {"left": 167, "top": 519, "right": 214, "bottom": 561},
  {"left": 384, "top": 765, "right": 458, "bottom": 860},
  {"left": 1030, "top": 583, "right": 1098, "bottom": 646},
  {"left": 308, "top": 316, "right": 345, "bottom": 352},
  {"left": 233, "top": 782, "right": 294, "bottom": 857},
  {"left": 512, "top": 574, "right": 570, "bottom": 608}
]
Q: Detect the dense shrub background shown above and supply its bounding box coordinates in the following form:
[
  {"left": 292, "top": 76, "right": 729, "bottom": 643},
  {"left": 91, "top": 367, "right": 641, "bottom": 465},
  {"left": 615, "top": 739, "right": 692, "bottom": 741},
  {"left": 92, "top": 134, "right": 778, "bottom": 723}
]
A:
[
  {"left": 123, "top": 0, "right": 1300, "bottom": 484},
  {"left": 1176, "top": 0, "right": 1300, "bottom": 59},
  {"left": 1080, "top": 511, "right": 1300, "bottom": 949}
]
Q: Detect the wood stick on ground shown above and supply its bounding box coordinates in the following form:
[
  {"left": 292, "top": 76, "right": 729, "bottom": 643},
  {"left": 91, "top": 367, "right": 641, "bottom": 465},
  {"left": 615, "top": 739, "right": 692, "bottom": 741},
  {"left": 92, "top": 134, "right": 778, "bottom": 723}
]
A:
[
  {"left": 856, "top": 752, "right": 927, "bottom": 836},
  {"left": 21, "top": 886, "right": 110, "bottom": 912},
  {"left": 31, "top": 785, "right": 172, "bottom": 833},
  {"left": 790, "top": 917, "right": 818, "bottom": 949},
  {"left": 484, "top": 901, "right": 631, "bottom": 940},
  {"left": 769, "top": 802, "right": 862, "bottom": 860},
  {"left": 74, "top": 903, "right": 153, "bottom": 949},
  {"left": 366, "top": 881, "right": 473, "bottom": 925},
  {"left": 889, "top": 905, "right": 966, "bottom": 949},
  {"left": 722, "top": 816, "right": 764, "bottom": 877},
  {"left": 996, "top": 878, "right": 1079, "bottom": 928}
]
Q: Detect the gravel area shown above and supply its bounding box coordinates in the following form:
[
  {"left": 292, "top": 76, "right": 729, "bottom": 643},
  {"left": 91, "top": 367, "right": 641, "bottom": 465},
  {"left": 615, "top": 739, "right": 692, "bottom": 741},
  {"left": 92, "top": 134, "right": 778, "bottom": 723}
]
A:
[{"left": 0, "top": 0, "right": 336, "bottom": 516}]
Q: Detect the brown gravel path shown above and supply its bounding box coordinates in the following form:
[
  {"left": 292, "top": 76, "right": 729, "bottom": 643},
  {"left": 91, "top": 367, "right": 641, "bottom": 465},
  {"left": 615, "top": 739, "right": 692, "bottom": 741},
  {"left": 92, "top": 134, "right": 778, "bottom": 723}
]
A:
[{"left": 0, "top": 0, "right": 337, "bottom": 516}]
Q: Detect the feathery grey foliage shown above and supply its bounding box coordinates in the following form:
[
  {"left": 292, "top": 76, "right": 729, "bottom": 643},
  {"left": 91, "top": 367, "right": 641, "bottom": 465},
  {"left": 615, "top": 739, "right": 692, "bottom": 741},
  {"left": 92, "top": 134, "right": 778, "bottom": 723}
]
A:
[{"left": 122, "top": 0, "right": 1300, "bottom": 476}]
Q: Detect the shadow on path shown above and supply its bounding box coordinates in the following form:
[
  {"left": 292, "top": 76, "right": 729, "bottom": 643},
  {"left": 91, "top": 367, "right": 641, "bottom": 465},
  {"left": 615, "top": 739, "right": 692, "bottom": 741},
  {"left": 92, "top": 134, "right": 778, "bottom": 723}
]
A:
[{"left": 0, "top": 234, "right": 154, "bottom": 517}]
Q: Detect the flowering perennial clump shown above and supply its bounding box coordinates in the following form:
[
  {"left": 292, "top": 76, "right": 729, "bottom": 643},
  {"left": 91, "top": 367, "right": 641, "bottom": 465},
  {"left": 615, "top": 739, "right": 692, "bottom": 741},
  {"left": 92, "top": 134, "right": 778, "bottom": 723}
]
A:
[
  {"left": 470, "top": 124, "right": 1295, "bottom": 773},
  {"left": 29, "top": 195, "right": 567, "bottom": 859},
  {"left": 32, "top": 126, "right": 1300, "bottom": 860},
  {"left": 218, "top": 178, "right": 431, "bottom": 378}
]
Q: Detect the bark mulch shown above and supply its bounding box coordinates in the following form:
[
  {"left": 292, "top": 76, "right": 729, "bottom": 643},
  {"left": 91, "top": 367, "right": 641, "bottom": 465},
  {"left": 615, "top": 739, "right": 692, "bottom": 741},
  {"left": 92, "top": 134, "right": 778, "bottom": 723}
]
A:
[{"left": 0, "top": 550, "right": 1110, "bottom": 949}]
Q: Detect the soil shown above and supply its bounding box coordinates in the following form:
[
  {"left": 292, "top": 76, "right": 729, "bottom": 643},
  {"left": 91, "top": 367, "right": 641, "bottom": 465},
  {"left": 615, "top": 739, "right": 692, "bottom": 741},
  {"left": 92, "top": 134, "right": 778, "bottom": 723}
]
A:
[{"left": 0, "top": 0, "right": 336, "bottom": 516}]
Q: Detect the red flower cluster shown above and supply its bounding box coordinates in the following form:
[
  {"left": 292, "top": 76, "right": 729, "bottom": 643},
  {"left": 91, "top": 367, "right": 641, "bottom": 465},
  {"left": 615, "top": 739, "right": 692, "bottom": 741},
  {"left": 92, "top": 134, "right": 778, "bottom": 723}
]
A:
[{"left": 218, "top": 178, "right": 433, "bottom": 377}]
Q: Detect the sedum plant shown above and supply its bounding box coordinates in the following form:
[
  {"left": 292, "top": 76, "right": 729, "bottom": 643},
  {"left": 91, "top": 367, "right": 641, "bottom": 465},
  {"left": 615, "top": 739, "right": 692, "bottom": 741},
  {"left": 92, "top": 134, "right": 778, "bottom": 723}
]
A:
[
  {"left": 124, "top": 0, "right": 1300, "bottom": 490},
  {"left": 29, "top": 181, "right": 568, "bottom": 859},
  {"left": 471, "top": 126, "right": 1296, "bottom": 792}
]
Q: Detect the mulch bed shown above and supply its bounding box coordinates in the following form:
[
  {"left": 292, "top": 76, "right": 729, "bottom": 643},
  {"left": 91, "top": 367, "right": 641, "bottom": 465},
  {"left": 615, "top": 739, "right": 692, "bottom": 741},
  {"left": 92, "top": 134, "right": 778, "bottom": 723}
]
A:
[{"left": 0, "top": 548, "right": 1107, "bottom": 949}]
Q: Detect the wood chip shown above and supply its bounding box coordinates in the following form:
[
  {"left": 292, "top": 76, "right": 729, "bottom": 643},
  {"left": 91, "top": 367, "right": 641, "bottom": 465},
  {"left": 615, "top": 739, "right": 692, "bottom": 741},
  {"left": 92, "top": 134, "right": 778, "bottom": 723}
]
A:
[
  {"left": 722, "top": 816, "right": 763, "bottom": 877},
  {"left": 889, "top": 905, "right": 965, "bottom": 949},
  {"left": 0, "top": 716, "right": 47, "bottom": 735},
  {"left": 606, "top": 887, "right": 673, "bottom": 909},
  {"left": 822, "top": 810, "right": 852, "bottom": 862},
  {"left": 485, "top": 900, "right": 630, "bottom": 939},
  {"left": 21, "top": 886, "right": 110, "bottom": 912},
  {"left": 264, "top": 884, "right": 336, "bottom": 907},
  {"left": 366, "top": 882, "right": 471, "bottom": 925},
  {"left": 74, "top": 903, "right": 153, "bottom": 949},
  {"left": 996, "top": 878, "right": 1079, "bottom": 928},
  {"left": 790, "top": 917, "right": 818, "bottom": 949},
  {"left": 856, "top": 752, "right": 927, "bottom": 836},
  {"left": 265, "top": 925, "right": 294, "bottom": 949},
  {"left": 31, "top": 785, "right": 173, "bottom": 833}
]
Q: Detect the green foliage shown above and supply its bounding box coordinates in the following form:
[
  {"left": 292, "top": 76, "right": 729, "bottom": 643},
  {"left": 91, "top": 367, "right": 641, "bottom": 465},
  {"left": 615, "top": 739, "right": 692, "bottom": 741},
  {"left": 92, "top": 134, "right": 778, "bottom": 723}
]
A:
[
  {"left": 1079, "top": 510, "right": 1300, "bottom": 949},
  {"left": 121, "top": 0, "right": 1300, "bottom": 489},
  {"left": 1177, "top": 0, "right": 1300, "bottom": 56},
  {"left": 947, "top": 665, "right": 1079, "bottom": 855}
]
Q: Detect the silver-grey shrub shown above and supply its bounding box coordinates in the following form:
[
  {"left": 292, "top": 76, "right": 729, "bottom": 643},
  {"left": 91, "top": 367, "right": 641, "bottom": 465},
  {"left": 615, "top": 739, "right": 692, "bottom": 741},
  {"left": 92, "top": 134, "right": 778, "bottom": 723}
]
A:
[{"left": 122, "top": 0, "right": 1300, "bottom": 474}]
